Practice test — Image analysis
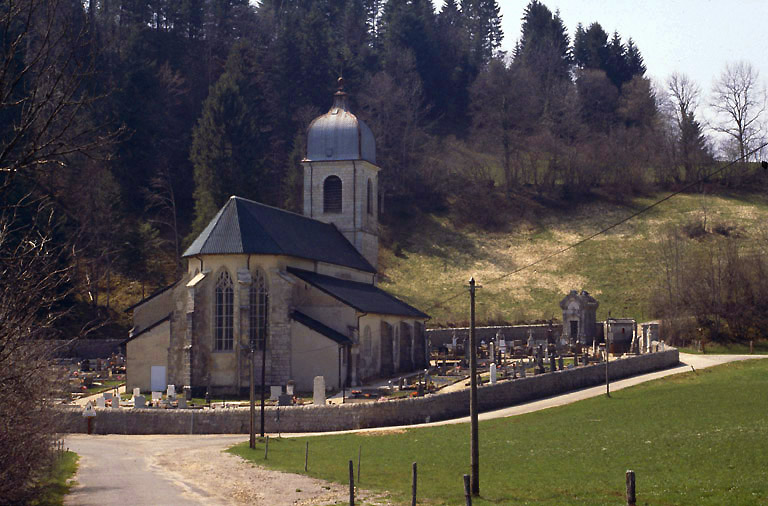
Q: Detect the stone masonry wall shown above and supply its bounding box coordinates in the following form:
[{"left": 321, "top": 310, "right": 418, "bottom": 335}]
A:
[{"left": 56, "top": 349, "right": 678, "bottom": 434}]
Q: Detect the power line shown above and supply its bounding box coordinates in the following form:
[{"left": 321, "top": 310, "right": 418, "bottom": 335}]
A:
[{"left": 425, "top": 144, "right": 768, "bottom": 313}]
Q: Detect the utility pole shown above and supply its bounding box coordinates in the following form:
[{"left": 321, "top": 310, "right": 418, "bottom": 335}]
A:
[
  {"left": 249, "top": 346, "right": 256, "bottom": 448},
  {"left": 261, "top": 332, "right": 267, "bottom": 437},
  {"left": 467, "top": 277, "right": 480, "bottom": 496}
]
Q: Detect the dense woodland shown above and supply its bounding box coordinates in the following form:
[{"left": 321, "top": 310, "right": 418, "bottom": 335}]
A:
[{"left": 3, "top": 0, "right": 768, "bottom": 330}]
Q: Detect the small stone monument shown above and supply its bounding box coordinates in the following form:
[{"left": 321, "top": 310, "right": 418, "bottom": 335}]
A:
[
  {"left": 286, "top": 380, "right": 295, "bottom": 396},
  {"left": 133, "top": 395, "right": 145, "bottom": 409},
  {"left": 133, "top": 388, "right": 140, "bottom": 397},
  {"left": 558, "top": 355, "right": 564, "bottom": 371},
  {"left": 152, "top": 391, "right": 161, "bottom": 402},
  {"left": 112, "top": 396, "right": 120, "bottom": 408},
  {"left": 270, "top": 386, "right": 282, "bottom": 400},
  {"left": 488, "top": 342, "right": 495, "bottom": 362},
  {"left": 167, "top": 384, "right": 175, "bottom": 399},
  {"left": 103, "top": 392, "right": 113, "bottom": 401},
  {"left": 520, "top": 365, "right": 526, "bottom": 378},
  {"left": 490, "top": 363, "right": 497, "bottom": 384},
  {"left": 176, "top": 396, "right": 187, "bottom": 409},
  {"left": 96, "top": 396, "right": 106, "bottom": 408},
  {"left": 313, "top": 376, "right": 326, "bottom": 405}
]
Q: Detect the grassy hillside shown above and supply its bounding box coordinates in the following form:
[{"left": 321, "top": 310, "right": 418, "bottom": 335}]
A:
[{"left": 379, "top": 189, "right": 768, "bottom": 327}]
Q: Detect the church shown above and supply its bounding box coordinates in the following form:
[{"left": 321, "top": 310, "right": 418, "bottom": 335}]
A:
[{"left": 125, "top": 80, "right": 429, "bottom": 396}]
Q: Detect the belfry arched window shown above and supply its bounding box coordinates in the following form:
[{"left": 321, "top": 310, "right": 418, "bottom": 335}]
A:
[
  {"left": 214, "top": 270, "right": 234, "bottom": 351},
  {"left": 249, "top": 269, "right": 269, "bottom": 351},
  {"left": 366, "top": 179, "right": 373, "bottom": 215},
  {"left": 323, "top": 175, "right": 342, "bottom": 213}
]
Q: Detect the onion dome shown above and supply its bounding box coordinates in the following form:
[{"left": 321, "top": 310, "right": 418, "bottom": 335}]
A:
[{"left": 305, "top": 78, "right": 376, "bottom": 164}]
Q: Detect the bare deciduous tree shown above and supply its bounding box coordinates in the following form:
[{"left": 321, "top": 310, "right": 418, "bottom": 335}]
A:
[{"left": 710, "top": 61, "right": 767, "bottom": 164}]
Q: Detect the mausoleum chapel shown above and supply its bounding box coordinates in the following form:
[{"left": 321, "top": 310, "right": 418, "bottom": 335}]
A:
[{"left": 125, "top": 79, "right": 429, "bottom": 395}]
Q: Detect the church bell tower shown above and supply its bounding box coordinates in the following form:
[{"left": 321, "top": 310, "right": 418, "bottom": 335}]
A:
[{"left": 302, "top": 78, "right": 380, "bottom": 269}]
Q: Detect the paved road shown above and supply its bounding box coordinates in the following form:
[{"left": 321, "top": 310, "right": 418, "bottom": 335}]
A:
[
  {"left": 65, "top": 435, "right": 245, "bottom": 505},
  {"left": 65, "top": 353, "right": 765, "bottom": 504}
]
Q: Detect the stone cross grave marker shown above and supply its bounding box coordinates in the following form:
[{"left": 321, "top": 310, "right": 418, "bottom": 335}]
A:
[{"left": 313, "top": 376, "right": 326, "bottom": 405}]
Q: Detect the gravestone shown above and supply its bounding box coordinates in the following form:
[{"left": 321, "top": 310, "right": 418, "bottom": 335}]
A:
[
  {"left": 278, "top": 394, "right": 293, "bottom": 406},
  {"left": 489, "top": 342, "right": 495, "bottom": 363},
  {"left": 313, "top": 376, "right": 326, "bottom": 405},
  {"left": 558, "top": 355, "right": 564, "bottom": 371},
  {"left": 550, "top": 354, "right": 556, "bottom": 373},
  {"left": 167, "top": 384, "right": 175, "bottom": 399},
  {"left": 286, "top": 381, "right": 295, "bottom": 396},
  {"left": 103, "top": 392, "right": 113, "bottom": 401},
  {"left": 520, "top": 366, "right": 526, "bottom": 378},
  {"left": 112, "top": 396, "right": 120, "bottom": 408},
  {"left": 176, "top": 397, "right": 187, "bottom": 409},
  {"left": 152, "top": 391, "right": 161, "bottom": 402},
  {"left": 133, "top": 388, "right": 140, "bottom": 397},
  {"left": 96, "top": 396, "right": 106, "bottom": 408},
  {"left": 490, "top": 363, "right": 497, "bottom": 384},
  {"left": 133, "top": 395, "right": 145, "bottom": 409},
  {"left": 270, "top": 386, "right": 282, "bottom": 400}
]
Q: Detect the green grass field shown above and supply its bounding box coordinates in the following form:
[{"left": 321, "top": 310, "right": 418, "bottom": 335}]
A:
[
  {"left": 379, "top": 190, "right": 768, "bottom": 327},
  {"left": 229, "top": 358, "right": 768, "bottom": 505}
]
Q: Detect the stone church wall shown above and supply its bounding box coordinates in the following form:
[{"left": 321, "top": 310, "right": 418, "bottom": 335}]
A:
[{"left": 57, "top": 349, "right": 678, "bottom": 434}]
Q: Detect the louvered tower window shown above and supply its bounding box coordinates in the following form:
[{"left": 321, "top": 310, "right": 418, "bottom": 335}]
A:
[
  {"left": 323, "top": 175, "right": 342, "bottom": 213},
  {"left": 249, "top": 269, "right": 269, "bottom": 351},
  {"left": 214, "top": 270, "right": 234, "bottom": 351}
]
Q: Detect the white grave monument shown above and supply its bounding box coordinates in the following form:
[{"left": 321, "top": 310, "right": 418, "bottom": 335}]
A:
[
  {"left": 152, "top": 391, "right": 162, "bottom": 402},
  {"left": 96, "top": 396, "right": 106, "bottom": 408},
  {"left": 313, "top": 376, "right": 326, "bottom": 405},
  {"left": 167, "top": 384, "right": 175, "bottom": 399},
  {"left": 270, "top": 386, "right": 282, "bottom": 400},
  {"left": 112, "top": 396, "right": 120, "bottom": 408},
  {"left": 133, "top": 388, "right": 141, "bottom": 397},
  {"left": 490, "top": 363, "right": 497, "bottom": 384}
]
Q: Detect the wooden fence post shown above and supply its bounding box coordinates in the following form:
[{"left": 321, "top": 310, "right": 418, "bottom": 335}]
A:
[
  {"left": 463, "top": 474, "right": 472, "bottom": 506},
  {"left": 626, "top": 469, "right": 636, "bottom": 506},
  {"left": 349, "top": 460, "right": 355, "bottom": 506}
]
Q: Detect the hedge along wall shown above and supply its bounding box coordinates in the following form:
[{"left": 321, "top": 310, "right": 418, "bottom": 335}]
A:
[{"left": 56, "top": 349, "right": 679, "bottom": 434}]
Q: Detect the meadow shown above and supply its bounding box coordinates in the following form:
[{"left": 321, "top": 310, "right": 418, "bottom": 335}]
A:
[{"left": 230, "top": 358, "right": 768, "bottom": 505}]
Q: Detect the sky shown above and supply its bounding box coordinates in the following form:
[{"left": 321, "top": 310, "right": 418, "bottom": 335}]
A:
[{"left": 463, "top": 0, "right": 768, "bottom": 133}]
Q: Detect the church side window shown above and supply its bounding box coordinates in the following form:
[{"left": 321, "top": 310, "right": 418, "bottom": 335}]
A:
[
  {"left": 323, "top": 175, "right": 342, "bottom": 213},
  {"left": 214, "top": 270, "right": 234, "bottom": 351},
  {"left": 249, "top": 269, "right": 269, "bottom": 351},
  {"left": 366, "top": 179, "right": 373, "bottom": 215}
]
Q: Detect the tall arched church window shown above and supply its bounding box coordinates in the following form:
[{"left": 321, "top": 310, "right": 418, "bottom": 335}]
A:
[
  {"left": 214, "top": 270, "right": 234, "bottom": 351},
  {"left": 323, "top": 175, "right": 342, "bottom": 213},
  {"left": 366, "top": 179, "right": 373, "bottom": 215},
  {"left": 249, "top": 269, "right": 269, "bottom": 350}
]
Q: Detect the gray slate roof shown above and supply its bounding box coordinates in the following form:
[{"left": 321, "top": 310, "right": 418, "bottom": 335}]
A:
[
  {"left": 288, "top": 267, "right": 429, "bottom": 319},
  {"left": 183, "top": 196, "right": 375, "bottom": 273},
  {"left": 291, "top": 311, "right": 353, "bottom": 345}
]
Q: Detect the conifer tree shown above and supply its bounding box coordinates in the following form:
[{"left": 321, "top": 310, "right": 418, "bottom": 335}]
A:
[{"left": 189, "top": 42, "right": 272, "bottom": 236}]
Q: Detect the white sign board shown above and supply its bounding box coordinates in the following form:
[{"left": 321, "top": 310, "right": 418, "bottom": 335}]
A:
[{"left": 82, "top": 401, "right": 97, "bottom": 418}]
